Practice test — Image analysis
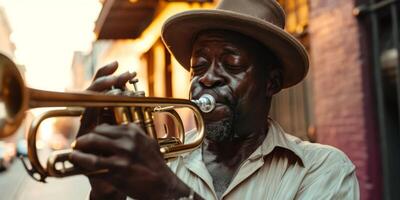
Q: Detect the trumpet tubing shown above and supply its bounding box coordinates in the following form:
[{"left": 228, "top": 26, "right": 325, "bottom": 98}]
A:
[{"left": 0, "top": 53, "right": 215, "bottom": 182}]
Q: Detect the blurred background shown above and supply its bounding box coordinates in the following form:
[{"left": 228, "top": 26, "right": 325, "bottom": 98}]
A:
[{"left": 0, "top": 0, "right": 399, "bottom": 200}]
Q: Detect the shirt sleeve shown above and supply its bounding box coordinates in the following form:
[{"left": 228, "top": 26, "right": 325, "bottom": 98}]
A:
[{"left": 295, "top": 154, "right": 360, "bottom": 200}]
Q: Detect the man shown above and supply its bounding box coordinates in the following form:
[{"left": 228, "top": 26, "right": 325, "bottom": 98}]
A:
[{"left": 70, "top": 0, "right": 360, "bottom": 199}]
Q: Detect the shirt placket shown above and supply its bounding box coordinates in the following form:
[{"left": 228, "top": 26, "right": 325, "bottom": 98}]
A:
[
  {"left": 220, "top": 152, "right": 265, "bottom": 199},
  {"left": 184, "top": 153, "right": 219, "bottom": 200}
]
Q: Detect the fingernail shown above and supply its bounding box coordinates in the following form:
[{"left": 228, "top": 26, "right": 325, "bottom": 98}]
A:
[{"left": 71, "top": 140, "right": 77, "bottom": 148}]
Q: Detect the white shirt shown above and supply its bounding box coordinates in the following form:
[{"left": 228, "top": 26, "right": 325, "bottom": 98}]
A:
[{"left": 167, "top": 120, "right": 360, "bottom": 200}]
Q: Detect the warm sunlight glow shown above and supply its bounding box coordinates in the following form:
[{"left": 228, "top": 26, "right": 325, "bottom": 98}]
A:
[
  {"left": 0, "top": 0, "right": 102, "bottom": 143},
  {"left": 130, "top": 2, "right": 214, "bottom": 54},
  {"left": 0, "top": 0, "right": 102, "bottom": 91}
]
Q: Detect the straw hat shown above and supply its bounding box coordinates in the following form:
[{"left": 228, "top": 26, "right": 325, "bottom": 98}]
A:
[{"left": 161, "top": 0, "right": 309, "bottom": 88}]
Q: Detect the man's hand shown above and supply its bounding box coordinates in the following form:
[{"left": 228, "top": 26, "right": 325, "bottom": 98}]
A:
[
  {"left": 76, "top": 61, "right": 135, "bottom": 199},
  {"left": 77, "top": 61, "right": 136, "bottom": 137},
  {"left": 73, "top": 62, "right": 200, "bottom": 199},
  {"left": 70, "top": 123, "right": 191, "bottom": 200}
]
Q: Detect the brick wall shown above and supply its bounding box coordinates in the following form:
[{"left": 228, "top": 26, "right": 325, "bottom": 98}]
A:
[{"left": 308, "top": 0, "right": 381, "bottom": 199}]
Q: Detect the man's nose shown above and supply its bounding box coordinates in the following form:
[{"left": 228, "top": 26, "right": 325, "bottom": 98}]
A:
[{"left": 198, "top": 64, "right": 225, "bottom": 88}]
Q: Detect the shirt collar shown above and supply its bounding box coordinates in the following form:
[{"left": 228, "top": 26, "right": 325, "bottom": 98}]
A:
[{"left": 256, "top": 119, "right": 305, "bottom": 166}]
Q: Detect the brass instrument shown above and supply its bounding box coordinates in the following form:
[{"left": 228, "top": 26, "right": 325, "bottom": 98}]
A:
[{"left": 0, "top": 53, "right": 215, "bottom": 182}]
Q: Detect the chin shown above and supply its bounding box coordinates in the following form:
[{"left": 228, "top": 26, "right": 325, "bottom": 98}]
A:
[{"left": 205, "top": 117, "right": 236, "bottom": 142}]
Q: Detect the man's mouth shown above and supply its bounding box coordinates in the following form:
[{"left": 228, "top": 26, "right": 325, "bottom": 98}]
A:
[{"left": 202, "top": 102, "right": 233, "bottom": 122}]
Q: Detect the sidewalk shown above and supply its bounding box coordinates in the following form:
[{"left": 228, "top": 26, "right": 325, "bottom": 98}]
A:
[{"left": 0, "top": 158, "right": 90, "bottom": 200}]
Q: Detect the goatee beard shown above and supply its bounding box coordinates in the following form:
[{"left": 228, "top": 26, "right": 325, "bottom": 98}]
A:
[{"left": 205, "top": 116, "right": 239, "bottom": 143}]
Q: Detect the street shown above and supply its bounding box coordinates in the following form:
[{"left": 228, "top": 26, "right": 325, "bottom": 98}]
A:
[{"left": 0, "top": 158, "right": 90, "bottom": 200}]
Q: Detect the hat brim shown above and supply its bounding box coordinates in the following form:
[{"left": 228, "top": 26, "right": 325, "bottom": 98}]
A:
[{"left": 161, "top": 9, "right": 309, "bottom": 88}]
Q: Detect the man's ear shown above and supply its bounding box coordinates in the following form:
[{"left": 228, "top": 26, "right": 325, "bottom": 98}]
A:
[{"left": 266, "top": 68, "right": 283, "bottom": 97}]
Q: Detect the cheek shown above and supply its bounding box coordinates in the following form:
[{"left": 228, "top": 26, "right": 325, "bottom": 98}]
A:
[
  {"left": 229, "top": 72, "right": 252, "bottom": 98},
  {"left": 231, "top": 71, "right": 265, "bottom": 109},
  {"left": 189, "top": 77, "right": 202, "bottom": 98}
]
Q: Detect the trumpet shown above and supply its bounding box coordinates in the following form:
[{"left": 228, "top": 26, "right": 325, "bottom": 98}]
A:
[{"left": 0, "top": 53, "right": 215, "bottom": 182}]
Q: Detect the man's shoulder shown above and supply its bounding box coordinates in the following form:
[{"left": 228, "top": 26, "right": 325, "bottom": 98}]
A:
[
  {"left": 284, "top": 133, "right": 355, "bottom": 171},
  {"left": 277, "top": 131, "right": 359, "bottom": 198}
]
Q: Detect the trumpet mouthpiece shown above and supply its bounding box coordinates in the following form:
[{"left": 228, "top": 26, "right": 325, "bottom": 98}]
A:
[{"left": 192, "top": 94, "right": 216, "bottom": 113}]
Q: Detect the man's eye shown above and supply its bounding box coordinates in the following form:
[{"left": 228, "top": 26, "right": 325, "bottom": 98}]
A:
[
  {"left": 191, "top": 63, "right": 207, "bottom": 70},
  {"left": 192, "top": 62, "right": 206, "bottom": 68},
  {"left": 224, "top": 63, "right": 243, "bottom": 73},
  {"left": 191, "top": 63, "right": 208, "bottom": 75}
]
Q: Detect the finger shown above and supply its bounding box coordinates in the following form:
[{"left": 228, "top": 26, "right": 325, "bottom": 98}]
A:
[
  {"left": 99, "top": 155, "right": 131, "bottom": 170},
  {"left": 93, "top": 61, "right": 118, "bottom": 80},
  {"left": 77, "top": 108, "right": 101, "bottom": 137},
  {"left": 70, "top": 151, "right": 129, "bottom": 172},
  {"left": 77, "top": 107, "right": 117, "bottom": 138},
  {"left": 87, "top": 71, "right": 136, "bottom": 92},
  {"left": 115, "top": 71, "right": 137, "bottom": 89},
  {"left": 69, "top": 150, "right": 103, "bottom": 171},
  {"left": 87, "top": 75, "right": 118, "bottom": 92},
  {"left": 73, "top": 133, "right": 121, "bottom": 155}
]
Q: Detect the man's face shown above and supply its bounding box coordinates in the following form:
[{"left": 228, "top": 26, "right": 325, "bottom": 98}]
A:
[{"left": 189, "top": 30, "right": 269, "bottom": 142}]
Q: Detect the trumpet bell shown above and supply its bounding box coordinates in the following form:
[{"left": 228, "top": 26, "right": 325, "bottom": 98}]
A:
[{"left": 0, "top": 53, "right": 27, "bottom": 138}]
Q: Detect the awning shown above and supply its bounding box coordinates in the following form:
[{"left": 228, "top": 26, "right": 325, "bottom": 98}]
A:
[{"left": 95, "top": 0, "right": 160, "bottom": 39}]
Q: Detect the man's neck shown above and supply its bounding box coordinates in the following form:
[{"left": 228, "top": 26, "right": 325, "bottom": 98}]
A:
[
  {"left": 201, "top": 126, "right": 268, "bottom": 198},
  {"left": 202, "top": 126, "right": 268, "bottom": 167}
]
